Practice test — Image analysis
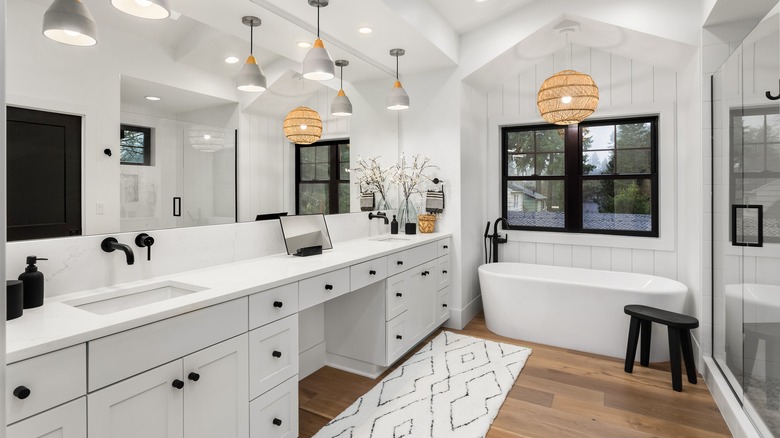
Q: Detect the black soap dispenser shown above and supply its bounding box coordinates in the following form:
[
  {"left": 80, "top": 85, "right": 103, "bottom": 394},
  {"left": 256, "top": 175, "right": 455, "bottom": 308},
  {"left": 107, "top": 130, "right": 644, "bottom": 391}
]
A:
[
  {"left": 19, "top": 256, "right": 47, "bottom": 309},
  {"left": 391, "top": 215, "right": 399, "bottom": 234}
]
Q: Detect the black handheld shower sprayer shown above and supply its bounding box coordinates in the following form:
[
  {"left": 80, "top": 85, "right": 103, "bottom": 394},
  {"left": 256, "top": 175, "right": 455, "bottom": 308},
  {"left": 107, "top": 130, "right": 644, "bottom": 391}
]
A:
[{"left": 484, "top": 217, "right": 509, "bottom": 263}]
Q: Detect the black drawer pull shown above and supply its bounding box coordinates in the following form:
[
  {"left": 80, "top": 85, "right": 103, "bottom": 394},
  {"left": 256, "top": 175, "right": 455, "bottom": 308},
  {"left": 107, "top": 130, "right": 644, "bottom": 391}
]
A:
[
  {"left": 442, "top": 270, "right": 448, "bottom": 274},
  {"left": 443, "top": 245, "right": 448, "bottom": 249},
  {"left": 397, "top": 261, "right": 403, "bottom": 266},
  {"left": 443, "top": 304, "right": 448, "bottom": 308},
  {"left": 172, "top": 379, "right": 185, "bottom": 389},
  {"left": 396, "top": 292, "right": 403, "bottom": 297},
  {"left": 421, "top": 271, "right": 430, "bottom": 276},
  {"left": 369, "top": 270, "right": 377, "bottom": 275},
  {"left": 325, "top": 284, "right": 333, "bottom": 290},
  {"left": 273, "top": 418, "right": 283, "bottom": 427},
  {"left": 273, "top": 301, "right": 283, "bottom": 308},
  {"left": 272, "top": 350, "right": 282, "bottom": 358},
  {"left": 396, "top": 335, "right": 403, "bottom": 340},
  {"left": 13, "top": 386, "right": 30, "bottom": 400}
]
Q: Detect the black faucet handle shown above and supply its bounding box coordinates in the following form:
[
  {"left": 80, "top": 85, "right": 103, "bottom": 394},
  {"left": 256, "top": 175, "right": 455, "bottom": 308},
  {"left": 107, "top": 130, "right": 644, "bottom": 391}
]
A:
[{"left": 135, "top": 233, "right": 155, "bottom": 261}]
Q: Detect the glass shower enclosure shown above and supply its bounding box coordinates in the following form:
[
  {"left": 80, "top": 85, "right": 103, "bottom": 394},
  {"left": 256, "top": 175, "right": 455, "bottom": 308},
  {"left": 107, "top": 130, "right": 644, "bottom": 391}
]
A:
[{"left": 712, "top": 6, "right": 780, "bottom": 436}]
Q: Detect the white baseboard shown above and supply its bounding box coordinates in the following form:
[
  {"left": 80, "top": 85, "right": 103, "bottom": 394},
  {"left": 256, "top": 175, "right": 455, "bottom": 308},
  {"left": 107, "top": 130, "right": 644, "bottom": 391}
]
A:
[
  {"left": 444, "top": 295, "right": 482, "bottom": 330},
  {"left": 702, "top": 357, "right": 761, "bottom": 437},
  {"left": 326, "top": 353, "right": 386, "bottom": 379},
  {"left": 299, "top": 341, "right": 327, "bottom": 380}
]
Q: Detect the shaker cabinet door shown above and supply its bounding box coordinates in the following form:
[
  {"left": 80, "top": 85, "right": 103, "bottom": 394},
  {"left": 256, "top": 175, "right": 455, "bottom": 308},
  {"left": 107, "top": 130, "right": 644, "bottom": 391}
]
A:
[
  {"left": 7, "top": 397, "right": 86, "bottom": 438},
  {"left": 184, "top": 334, "right": 249, "bottom": 438},
  {"left": 88, "top": 361, "right": 183, "bottom": 438}
]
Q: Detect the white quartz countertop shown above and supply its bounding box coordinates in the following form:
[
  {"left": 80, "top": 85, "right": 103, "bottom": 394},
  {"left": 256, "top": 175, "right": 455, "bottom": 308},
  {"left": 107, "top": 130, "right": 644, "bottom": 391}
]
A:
[{"left": 6, "top": 232, "right": 451, "bottom": 363}]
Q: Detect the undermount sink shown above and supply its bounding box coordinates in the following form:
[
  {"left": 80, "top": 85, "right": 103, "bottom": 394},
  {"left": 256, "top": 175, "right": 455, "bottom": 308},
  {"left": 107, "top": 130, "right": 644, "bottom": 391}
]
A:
[
  {"left": 373, "top": 236, "right": 411, "bottom": 242},
  {"left": 63, "top": 280, "right": 207, "bottom": 315}
]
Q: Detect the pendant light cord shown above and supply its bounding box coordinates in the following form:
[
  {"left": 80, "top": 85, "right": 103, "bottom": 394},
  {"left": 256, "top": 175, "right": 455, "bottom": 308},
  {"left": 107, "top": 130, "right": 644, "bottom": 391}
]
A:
[
  {"left": 317, "top": 4, "right": 320, "bottom": 38},
  {"left": 340, "top": 66, "right": 344, "bottom": 89},
  {"left": 396, "top": 55, "right": 399, "bottom": 80},
  {"left": 250, "top": 25, "right": 254, "bottom": 55}
]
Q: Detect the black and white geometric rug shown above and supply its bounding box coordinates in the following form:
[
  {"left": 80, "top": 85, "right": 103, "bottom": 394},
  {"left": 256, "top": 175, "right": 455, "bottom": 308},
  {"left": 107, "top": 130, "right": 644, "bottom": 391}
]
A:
[{"left": 313, "top": 331, "right": 532, "bottom": 438}]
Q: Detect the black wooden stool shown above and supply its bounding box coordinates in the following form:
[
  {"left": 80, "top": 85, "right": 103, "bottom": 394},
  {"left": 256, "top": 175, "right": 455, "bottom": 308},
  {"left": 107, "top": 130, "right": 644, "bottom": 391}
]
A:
[{"left": 624, "top": 304, "right": 699, "bottom": 391}]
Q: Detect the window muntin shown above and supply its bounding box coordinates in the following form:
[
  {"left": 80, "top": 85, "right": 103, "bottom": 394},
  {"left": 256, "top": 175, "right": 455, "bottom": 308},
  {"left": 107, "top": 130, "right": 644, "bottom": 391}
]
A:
[
  {"left": 502, "top": 117, "right": 658, "bottom": 236},
  {"left": 120, "top": 125, "right": 151, "bottom": 166}
]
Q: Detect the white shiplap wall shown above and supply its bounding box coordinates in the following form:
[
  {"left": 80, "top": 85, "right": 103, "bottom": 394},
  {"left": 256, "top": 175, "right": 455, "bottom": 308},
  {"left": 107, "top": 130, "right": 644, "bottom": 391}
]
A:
[{"left": 486, "top": 44, "right": 680, "bottom": 281}]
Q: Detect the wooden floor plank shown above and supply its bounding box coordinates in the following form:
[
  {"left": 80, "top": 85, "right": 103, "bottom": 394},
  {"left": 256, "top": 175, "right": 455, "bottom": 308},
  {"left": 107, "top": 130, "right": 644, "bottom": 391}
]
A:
[{"left": 298, "top": 314, "right": 731, "bottom": 437}]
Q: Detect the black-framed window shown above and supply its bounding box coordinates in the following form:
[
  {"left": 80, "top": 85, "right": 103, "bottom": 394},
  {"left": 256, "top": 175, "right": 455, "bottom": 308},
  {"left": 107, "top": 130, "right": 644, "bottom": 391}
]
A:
[
  {"left": 502, "top": 116, "right": 658, "bottom": 236},
  {"left": 730, "top": 106, "right": 780, "bottom": 243},
  {"left": 120, "top": 124, "right": 151, "bottom": 166},
  {"left": 295, "top": 139, "right": 350, "bottom": 215}
]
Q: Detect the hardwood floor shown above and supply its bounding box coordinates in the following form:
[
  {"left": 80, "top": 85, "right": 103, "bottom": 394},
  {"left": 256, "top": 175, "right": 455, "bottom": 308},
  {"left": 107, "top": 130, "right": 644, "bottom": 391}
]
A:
[{"left": 298, "top": 314, "right": 732, "bottom": 437}]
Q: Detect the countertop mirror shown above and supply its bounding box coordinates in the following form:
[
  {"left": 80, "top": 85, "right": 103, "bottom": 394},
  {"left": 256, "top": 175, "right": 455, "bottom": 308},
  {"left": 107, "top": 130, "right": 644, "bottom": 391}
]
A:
[{"left": 6, "top": 0, "right": 400, "bottom": 241}]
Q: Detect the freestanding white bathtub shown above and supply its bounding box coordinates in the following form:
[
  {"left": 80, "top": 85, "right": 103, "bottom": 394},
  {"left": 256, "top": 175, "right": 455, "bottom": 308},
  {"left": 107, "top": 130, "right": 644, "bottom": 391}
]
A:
[{"left": 478, "top": 263, "right": 688, "bottom": 362}]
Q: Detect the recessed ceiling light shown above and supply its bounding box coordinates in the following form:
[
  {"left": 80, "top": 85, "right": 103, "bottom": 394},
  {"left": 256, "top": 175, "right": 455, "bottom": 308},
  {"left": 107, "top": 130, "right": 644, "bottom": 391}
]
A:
[
  {"left": 224, "top": 56, "right": 240, "bottom": 64},
  {"left": 297, "top": 41, "right": 312, "bottom": 48},
  {"left": 145, "top": 96, "right": 161, "bottom": 101},
  {"left": 358, "top": 27, "right": 372, "bottom": 34}
]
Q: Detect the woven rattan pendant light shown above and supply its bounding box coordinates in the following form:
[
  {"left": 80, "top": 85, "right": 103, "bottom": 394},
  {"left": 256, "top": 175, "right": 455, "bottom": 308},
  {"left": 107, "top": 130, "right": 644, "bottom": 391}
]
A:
[
  {"left": 284, "top": 107, "right": 322, "bottom": 144},
  {"left": 537, "top": 25, "right": 598, "bottom": 125}
]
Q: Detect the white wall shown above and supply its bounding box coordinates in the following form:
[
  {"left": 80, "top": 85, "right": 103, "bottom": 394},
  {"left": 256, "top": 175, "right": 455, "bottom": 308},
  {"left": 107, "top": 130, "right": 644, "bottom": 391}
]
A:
[
  {"left": 1, "top": 0, "right": 7, "bottom": 432},
  {"left": 481, "top": 45, "right": 708, "bottom": 355}
]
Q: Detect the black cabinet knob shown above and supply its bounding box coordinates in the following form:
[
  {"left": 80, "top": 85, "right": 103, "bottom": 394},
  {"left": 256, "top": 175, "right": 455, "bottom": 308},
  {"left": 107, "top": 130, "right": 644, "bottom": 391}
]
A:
[
  {"left": 325, "top": 284, "right": 333, "bottom": 290},
  {"left": 172, "top": 379, "right": 185, "bottom": 389},
  {"left": 396, "top": 335, "right": 403, "bottom": 340},
  {"left": 397, "top": 261, "right": 403, "bottom": 266},
  {"left": 273, "top": 301, "right": 284, "bottom": 308},
  {"left": 369, "top": 270, "right": 377, "bottom": 275},
  {"left": 273, "top": 418, "right": 283, "bottom": 427},
  {"left": 421, "top": 271, "right": 430, "bottom": 276},
  {"left": 13, "top": 386, "right": 30, "bottom": 400},
  {"left": 396, "top": 292, "right": 403, "bottom": 297},
  {"left": 442, "top": 270, "right": 448, "bottom": 274},
  {"left": 443, "top": 304, "right": 448, "bottom": 308},
  {"left": 272, "top": 350, "right": 282, "bottom": 358},
  {"left": 443, "top": 245, "right": 448, "bottom": 249},
  {"left": 188, "top": 372, "right": 200, "bottom": 382}
]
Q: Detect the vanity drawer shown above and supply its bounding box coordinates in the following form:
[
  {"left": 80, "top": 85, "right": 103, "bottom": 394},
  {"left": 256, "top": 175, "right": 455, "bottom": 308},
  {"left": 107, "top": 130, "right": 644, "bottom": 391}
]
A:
[
  {"left": 249, "top": 283, "right": 299, "bottom": 330},
  {"left": 437, "top": 254, "right": 451, "bottom": 290},
  {"left": 88, "top": 298, "right": 248, "bottom": 392},
  {"left": 298, "top": 268, "right": 350, "bottom": 310},
  {"left": 437, "top": 237, "right": 452, "bottom": 257},
  {"left": 385, "top": 312, "right": 410, "bottom": 366},
  {"left": 385, "top": 272, "right": 409, "bottom": 321},
  {"left": 249, "top": 376, "right": 298, "bottom": 438},
  {"left": 436, "top": 286, "right": 451, "bottom": 325},
  {"left": 249, "top": 315, "right": 299, "bottom": 400},
  {"left": 7, "top": 344, "right": 86, "bottom": 425},
  {"left": 7, "top": 396, "right": 86, "bottom": 437},
  {"left": 351, "top": 256, "right": 388, "bottom": 291},
  {"left": 387, "top": 242, "right": 438, "bottom": 276}
]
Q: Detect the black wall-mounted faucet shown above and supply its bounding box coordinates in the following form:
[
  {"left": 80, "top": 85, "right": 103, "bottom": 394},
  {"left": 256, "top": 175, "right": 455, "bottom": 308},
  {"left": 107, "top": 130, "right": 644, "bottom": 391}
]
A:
[
  {"left": 101, "top": 237, "right": 135, "bottom": 265},
  {"left": 368, "top": 211, "right": 389, "bottom": 225},
  {"left": 135, "top": 233, "right": 155, "bottom": 261}
]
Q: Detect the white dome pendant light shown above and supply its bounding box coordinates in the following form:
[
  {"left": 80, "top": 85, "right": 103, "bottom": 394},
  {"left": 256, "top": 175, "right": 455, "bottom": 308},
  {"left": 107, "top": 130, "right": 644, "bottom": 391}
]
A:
[
  {"left": 111, "top": 0, "right": 170, "bottom": 20},
  {"left": 302, "top": 0, "right": 335, "bottom": 81},
  {"left": 331, "top": 60, "right": 353, "bottom": 116},
  {"left": 42, "top": 0, "right": 98, "bottom": 47},
  {"left": 236, "top": 16, "right": 268, "bottom": 93},
  {"left": 387, "top": 48, "right": 410, "bottom": 110}
]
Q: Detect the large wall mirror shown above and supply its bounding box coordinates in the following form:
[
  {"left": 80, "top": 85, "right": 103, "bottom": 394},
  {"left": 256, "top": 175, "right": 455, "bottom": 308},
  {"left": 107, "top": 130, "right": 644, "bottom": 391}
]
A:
[{"left": 6, "top": 0, "right": 399, "bottom": 241}]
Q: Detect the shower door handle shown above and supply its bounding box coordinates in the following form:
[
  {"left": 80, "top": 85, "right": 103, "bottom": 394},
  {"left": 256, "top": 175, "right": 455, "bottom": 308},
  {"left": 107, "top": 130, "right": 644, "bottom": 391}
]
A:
[{"left": 731, "top": 204, "right": 763, "bottom": 247}]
